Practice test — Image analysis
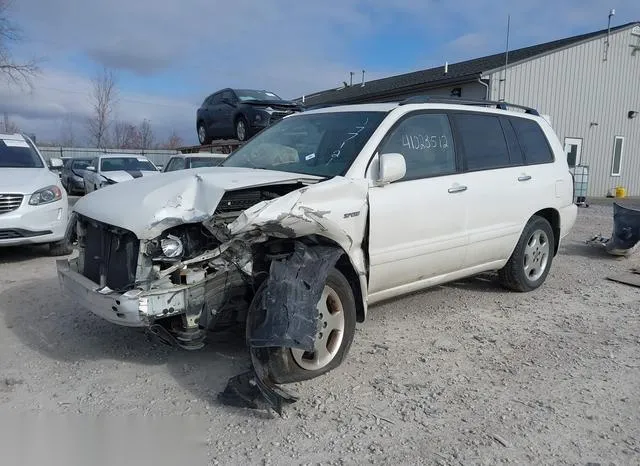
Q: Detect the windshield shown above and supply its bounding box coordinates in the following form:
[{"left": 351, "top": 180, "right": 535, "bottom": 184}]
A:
[
  {"left": 72, "top": 159, "right": 92, "bottom": 170},
  {"left": 101, "top": 157, "right": 157, "bottom": 172},
  {"left": 236, "top": 89, "right": 282, "bottom": 102},
  {"left": 221, "top": 111, "right": 386, "bottom": 177},
  {"left": 0, "top": 137, "right": 45, "bottom": 168},
  {"left": 190, "top": 157, "right": 222, "bottom": 168}
]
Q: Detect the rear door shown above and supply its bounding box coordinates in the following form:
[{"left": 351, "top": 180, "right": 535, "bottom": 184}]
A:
[
  {"left": 450, "top": 112, "right": 526, "bottom": 268},
  {"left": 368, "top": 112, "right": 468, "bottom": 297},
  {"left": 219, "top": 90, "right": 237, "bottom": 136},
  {"left": 207, "top": 93, "right": 224, "bottom": 137}
]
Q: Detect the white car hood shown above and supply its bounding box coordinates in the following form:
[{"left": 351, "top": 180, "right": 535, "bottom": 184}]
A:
[
  {"left": 101, "top": 170, "right": 161, "bottom": 183},
  {"left": 73, "top": 167, "right": 322, "bottom": 239},
  {"left": 0, "top": 168, "right": 60, "bottom": 194}
]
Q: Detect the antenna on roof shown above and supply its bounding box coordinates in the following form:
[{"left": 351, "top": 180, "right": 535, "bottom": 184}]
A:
[
  {"left": 500, "top": 14, "right": 511, "bottom": 102},
  {"left": 604, "top": 8, "right": 616, "bottom": 61},
  {"left": 361, "top": 70, "right": 366, "bottom": 87},
  {"left": 350, "top": 71, "right": 354, "bottom": 86}
]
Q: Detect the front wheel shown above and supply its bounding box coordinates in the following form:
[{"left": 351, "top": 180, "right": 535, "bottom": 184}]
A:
[
  {"left": 248, "top": 268, "right": 357, "bottom": 384},
  {"left": 235, "top": 117, "right": 249, "bottom": 141},
  {"left": 499, "top": 215, "right": 555, "bottom": 292}
]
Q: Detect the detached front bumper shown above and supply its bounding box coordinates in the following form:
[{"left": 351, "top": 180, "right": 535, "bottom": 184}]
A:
[{"left": 56, "top": 257, "right": 190, "bottom": 328}]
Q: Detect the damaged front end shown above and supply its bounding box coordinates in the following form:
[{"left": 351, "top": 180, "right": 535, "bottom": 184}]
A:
[{"left": 57, "top": 173, "right": 369, "bottom": 412}]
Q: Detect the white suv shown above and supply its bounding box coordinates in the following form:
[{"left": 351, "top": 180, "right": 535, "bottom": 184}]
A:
[
  {"left": 57, "top": 98, "right": 577, "bottom": 391},
  {"left": 1, "top": 133, "right": 71, "bottom": 255}
]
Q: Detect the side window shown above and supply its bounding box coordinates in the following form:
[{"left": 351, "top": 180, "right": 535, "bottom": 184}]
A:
[
  {"left": 221, "top": 90, "right": 235, "bottom": 102},
  {"left": 452, "top": 113, "right": 510, "bottom": 171},
  {"left": 379, "top": 113, "right": 456, "bottom": 181},
  {"left": 509, "top": 117, "right": 554, "bottom": 165},
  {"left": 499, "top": 117, "right": 524, "bottom": 165}
]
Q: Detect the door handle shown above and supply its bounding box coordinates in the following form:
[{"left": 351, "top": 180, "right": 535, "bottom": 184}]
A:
[
  {"left": 518, "top": 175, "right": 532, "bottom": 182},
  {"left": 448, "top": 185, "right": 468, "bottom": 194}
]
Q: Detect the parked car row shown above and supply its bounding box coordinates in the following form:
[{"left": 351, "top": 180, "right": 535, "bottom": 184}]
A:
[{"left": 59, "top": 152, "right": 227, "bottom": 196}]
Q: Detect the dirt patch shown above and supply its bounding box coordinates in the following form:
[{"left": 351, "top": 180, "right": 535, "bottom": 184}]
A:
[{"left": 0, "top": 204, "right": 638, "bottom": 464}]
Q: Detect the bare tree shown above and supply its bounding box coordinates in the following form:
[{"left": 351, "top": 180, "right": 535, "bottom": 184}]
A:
[
  {"left": 1, "top": 111, "right": 19, "bottom": 133},
  {"left": 111, "top": 120, "right": 140, "bottom": 149},
  {"left": 139, "top": 119, "right": 154, "bottom": 150},
  {"left": 59, "top": 113, "right": 75, "bottom": 147},
  {"left": 162, "top": 130, "right": 184, "bottom": 149},
  {"left": 0, "top": 0, "right": 39, "bottom": 86},
  {"left": 86, "top": 67, "right": 118, "bottom": 149}
]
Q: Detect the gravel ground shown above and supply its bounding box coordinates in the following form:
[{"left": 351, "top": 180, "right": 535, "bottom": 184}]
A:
[{"left": 1, "top": 202, "right": 639, "bottom": 465}]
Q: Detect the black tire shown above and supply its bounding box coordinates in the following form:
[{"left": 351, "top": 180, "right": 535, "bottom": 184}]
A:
[
  {"left": 498, "top": 215, "right": 555, "bottom": 292},
  {"left": 197, "top": 122, "right": 212, "bottom": 145},
  {"left": 235, "top": 116, "right": 249, "bottom": 141},
  {"left": 49, "top": 239, "right": 73, "bottom": 256},
  {"left": 248, "top": 268, "right": 357, "bottom": 384}
]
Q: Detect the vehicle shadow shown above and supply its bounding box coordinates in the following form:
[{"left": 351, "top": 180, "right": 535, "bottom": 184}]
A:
[
  {"left": 0, "top": 245, "right": 55, "bottom": 265},
  {"left": 444, "top": 273, "right": 507, "bottom": 293},
  {"left": 559, "top": 241, "right": 626, "bottom": 259},
  {"left": 1, "top": 278, "right": 250, "bottom": 404}
]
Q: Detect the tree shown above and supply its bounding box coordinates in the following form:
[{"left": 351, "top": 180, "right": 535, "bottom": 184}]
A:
[
  {"left": 162, "top": 130, "right": 184, "bottom": 149},
  {"left": 59, "top": 113, "right": 75, "bottom": 147},
  {"left": 112, "top": 120, "right": 138, "bottom": 149},
  {"left": 0, "top": 111, "right": 19, "bottom": 133},
  {"left": 86, "top": 67, "right": 117, "bottom": 149},
  {"left": 0, "top": 0, "right": 39, "bottom": 86},
  {"left": 139, "top": 119, "right": 154, "bottom": 150}
]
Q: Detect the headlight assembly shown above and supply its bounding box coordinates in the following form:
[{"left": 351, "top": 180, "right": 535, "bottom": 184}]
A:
[
  {"left": 29, "top": 185, "right": 63, "bottom": 205},
  {"left": 161, "top": 235, "right": 183, "bottom": 258}
]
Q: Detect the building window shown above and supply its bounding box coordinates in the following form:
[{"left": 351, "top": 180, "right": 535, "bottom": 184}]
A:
[{"left": 611, "top": 136, "right": 624, "bottom": 176}]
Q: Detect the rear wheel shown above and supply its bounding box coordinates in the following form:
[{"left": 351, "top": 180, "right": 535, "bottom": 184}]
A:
[
  {"left": 248, "top": 268, "right": 357, "bottom": 384},
  {"left": 198, "top": 122, "right": 212, "bottom": 145},
  {"left": 499, "top": 215, "right": 555, "bottom": 292}
]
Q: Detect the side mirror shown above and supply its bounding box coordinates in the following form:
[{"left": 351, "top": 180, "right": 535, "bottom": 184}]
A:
[
  {"left": 86, "top": 166, "right": 96, "bottom": 172},
  {"left": 377, "top": 153, "right": 406, "bottom": 184},
  {"left": 49, "top": 157, "right": 64, "bottom": 169}
]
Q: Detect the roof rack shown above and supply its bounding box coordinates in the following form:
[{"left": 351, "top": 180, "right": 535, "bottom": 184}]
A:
[{"left": 398, "top": 96, "right": 540, "bottom": 116}]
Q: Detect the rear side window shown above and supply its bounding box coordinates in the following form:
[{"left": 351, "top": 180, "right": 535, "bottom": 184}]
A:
[
  {"left": 509, "top": 117, "right": 554, "bottom": 164},
  {"left": 379, "top": 113, "right": 456, "bottom": 181},
  {"left": 452, "top": 113, "right": 509, "bottom": 171},
  {"left": 500, "top": 117, "right": 524, "bottom": 165}
]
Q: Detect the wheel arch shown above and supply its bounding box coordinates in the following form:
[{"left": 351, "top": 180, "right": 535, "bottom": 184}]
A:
[
  {"left": 256, "top": 235, "right": 367, "bottom": 324},
  {"left": 532, "top": 208, "right": 561, "bottom": 256}
]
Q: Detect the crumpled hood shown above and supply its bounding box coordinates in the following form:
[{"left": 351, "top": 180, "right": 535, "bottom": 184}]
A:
[
  {"left": 0, "top": 168, "right": 60, "bottom": 194},
  {"left": 73, "top": 167, "right": 322, "bottom": 239},
  {"left": 101, "top": 170, "right": 160, "bottom": 183}
]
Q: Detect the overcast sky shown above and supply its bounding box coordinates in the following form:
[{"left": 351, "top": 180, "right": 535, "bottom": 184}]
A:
[{"left": 1, "top": 0, "right": 639, "bottom": 146}]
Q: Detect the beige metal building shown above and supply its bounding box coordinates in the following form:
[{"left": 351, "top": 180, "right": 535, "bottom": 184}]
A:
[{"left": 299, "top": 22, "right": 640, "bottom": 197}]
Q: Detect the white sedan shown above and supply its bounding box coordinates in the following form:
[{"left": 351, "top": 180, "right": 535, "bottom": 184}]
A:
[{"left": 83, "top": 154, "right": 160, "bottom": 193}]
